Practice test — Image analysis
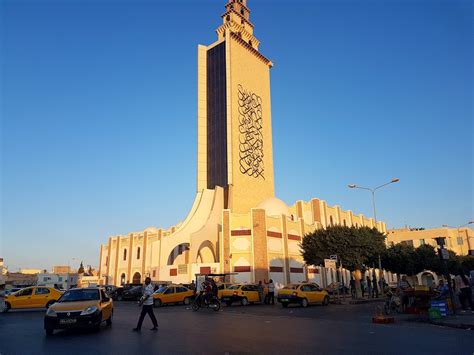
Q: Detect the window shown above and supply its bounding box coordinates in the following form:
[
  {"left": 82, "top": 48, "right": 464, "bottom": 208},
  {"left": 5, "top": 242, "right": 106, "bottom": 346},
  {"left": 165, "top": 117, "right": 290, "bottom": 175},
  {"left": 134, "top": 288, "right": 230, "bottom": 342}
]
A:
[
  {"left": 226, "top": 15, "right": 230, "bottom": 22},
  {"left": 176, "top": 287, "right": 188, "bottom": 293},
  {"left": 301, "top": 285, "right": 311, "bottom": 292},
  {"left": 343, "top": 220, "right": 346, "bottom": 226},
  {"left": 164, "top": 288, "right": 174, "bottom": 295},
  {"left": 330, "top": 216, "right": 334, "bottom": 226},
  {"left": 419, "top": 239, "right": 425, "bottom": 246},
  {"left": 35, "top": 288, "right": 50, "bottom": 295},
  {"left": 105, "top": 256, "right": 108, "bottom": 266},
  {"left": 152, "top": 270, "right": 156, "bottom": 277},
  {"left": 121, "top": 273, "right": 126, "bottom": 285},
  {"left": 18, "top": 288, "right": 33, "bottom": 296},
  {"left": 240, "top": 9, "right": 244, "bottom": 15},
  {"left": 457, "top": 237, "right": 463, "bottom": 245},
  {"left": 137, "top": 247, "right": 141, "bottom": 259},
  {"left": 249, "top": 40, "right": 252, "bottom": 46},
  {"left": 123, "top": 249, "right": 127, "bottom": 261},
  {"left": 100, "top": 289, "right": 108, "bottom": 300}
]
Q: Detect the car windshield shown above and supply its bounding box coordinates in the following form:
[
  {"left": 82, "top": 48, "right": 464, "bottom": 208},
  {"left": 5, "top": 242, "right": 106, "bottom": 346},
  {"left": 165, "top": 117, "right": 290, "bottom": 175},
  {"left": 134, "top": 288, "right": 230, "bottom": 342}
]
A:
[
  {"left": 283, "top": 285, "right": 298, "bottom": 290},
  {"left": 59, "top": 289, "right": 100, "bottom": 302},
  {"left": 154, "top": 287, "right": 167, "bottom": 294},
  {"left": 227, "top": 285, "right": 241, "bottom": 290}
]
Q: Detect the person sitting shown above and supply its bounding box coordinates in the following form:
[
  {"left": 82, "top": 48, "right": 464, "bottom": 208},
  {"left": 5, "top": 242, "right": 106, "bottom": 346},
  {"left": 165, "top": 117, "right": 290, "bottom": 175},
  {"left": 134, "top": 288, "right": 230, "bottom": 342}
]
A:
[{"left": 434, "top": 279, "right": 449, "bottom": 300}]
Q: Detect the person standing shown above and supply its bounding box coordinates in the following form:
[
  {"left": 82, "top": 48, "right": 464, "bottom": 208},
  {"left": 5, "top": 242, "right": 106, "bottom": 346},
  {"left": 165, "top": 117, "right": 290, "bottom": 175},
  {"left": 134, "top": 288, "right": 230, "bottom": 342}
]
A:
[
  {"left": 454, "top": 270, "right": 473, "bottom": 312},
  {"left": 133, "top": 277, "right": 158, "bottom": 332},
  {"left": 366, "top": 276, "right": 372, "bottom": 299},
  {"left": 372, "top": 274, "right": 379, "bottom": 298},
  {"left": 264, "top": 279, "right": 275, "bottom": 305},
  {"left": 361, "top": 277, "right": 366, "bottom": 298},
  {"left": 349, "top": 276, "right": 356, "bottom": 299},
  {"left": 257, "top": 281, "right": 264, "bottom": 303}
]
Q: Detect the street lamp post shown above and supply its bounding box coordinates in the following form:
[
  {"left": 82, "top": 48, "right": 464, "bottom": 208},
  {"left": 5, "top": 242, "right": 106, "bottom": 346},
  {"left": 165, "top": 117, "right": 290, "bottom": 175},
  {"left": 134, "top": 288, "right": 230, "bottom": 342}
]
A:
[
  {"left": 348, "top": 178, "right": 400, "bottom": 291},
  {"left": 442, "top": 221, "right": 474, "bottom": 256}
]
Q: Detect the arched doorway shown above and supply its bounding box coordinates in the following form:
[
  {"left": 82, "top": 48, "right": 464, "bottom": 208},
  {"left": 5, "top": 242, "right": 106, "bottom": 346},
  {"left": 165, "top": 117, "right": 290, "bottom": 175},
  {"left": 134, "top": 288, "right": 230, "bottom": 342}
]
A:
[
  {"left": 196, "top": 241, "right": 216, "bottom": 263},
  {"left": 120, "top": 273, "right": 126, "bottom": 285},
  {"left": 132, "top": 272, "right": 141, "bottom": 284}
]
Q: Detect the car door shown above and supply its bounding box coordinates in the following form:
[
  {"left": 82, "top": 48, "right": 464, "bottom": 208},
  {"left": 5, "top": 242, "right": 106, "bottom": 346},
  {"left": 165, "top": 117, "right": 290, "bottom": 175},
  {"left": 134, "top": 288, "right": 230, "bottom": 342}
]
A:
[
  {"left": 161, "top": 287, "right": 175, "bottom": 304},
  {"left": 299, "top": 285, "right": 313, "bottom": 303},
  {"left": 13, "top": 287, "right": 34, "bottom": 308},
  {"left": 100, "top": 289, "right": 112, "bottom": 320},
  {"left": 175, "top": 287, "right": 189, "bottom": 302},
  {"left": 309, "top": 284, "right": 324, "bottom": 302},
  {"left": 34, "top": 287, "right": 52, "bottom": 308},
  {"left": 246, "top": 285, "right": 259, "bottom": 303}
]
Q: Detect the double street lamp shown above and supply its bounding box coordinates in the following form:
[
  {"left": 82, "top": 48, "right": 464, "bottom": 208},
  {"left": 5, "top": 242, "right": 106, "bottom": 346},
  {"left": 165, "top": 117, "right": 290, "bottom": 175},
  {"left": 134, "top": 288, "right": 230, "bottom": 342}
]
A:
[
  {"left": 347, "top": 178, "right": 400, "bottom": 285},
  {"left": 348, "top": 178, "right": 400, "bottom": 224}
]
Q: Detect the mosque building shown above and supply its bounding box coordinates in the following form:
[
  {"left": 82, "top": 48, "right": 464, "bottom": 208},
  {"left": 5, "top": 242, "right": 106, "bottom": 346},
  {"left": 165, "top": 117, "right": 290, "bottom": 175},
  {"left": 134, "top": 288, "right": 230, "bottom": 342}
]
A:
[{"left": 98, "top": 0, "right": 387, "bottom": 286}]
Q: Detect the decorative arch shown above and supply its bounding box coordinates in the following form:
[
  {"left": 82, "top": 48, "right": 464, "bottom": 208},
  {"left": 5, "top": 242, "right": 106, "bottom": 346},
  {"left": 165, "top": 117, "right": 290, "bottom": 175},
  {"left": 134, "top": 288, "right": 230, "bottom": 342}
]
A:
[
  {"left": 132, "top": 272, "right": 141, "bottom": 284},
  {"left": 167, "top": 243, "right": 190, "bottom": 265},
  {"left": 196, "top": 240, "right": 217, "bottom": 263}
]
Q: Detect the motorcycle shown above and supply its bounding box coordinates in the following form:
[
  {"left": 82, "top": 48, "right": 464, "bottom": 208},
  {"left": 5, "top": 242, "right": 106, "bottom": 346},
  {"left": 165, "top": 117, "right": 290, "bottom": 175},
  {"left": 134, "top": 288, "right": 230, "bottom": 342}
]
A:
[{"left": 192, "top": 292, "right": 221, "bottom": 312}]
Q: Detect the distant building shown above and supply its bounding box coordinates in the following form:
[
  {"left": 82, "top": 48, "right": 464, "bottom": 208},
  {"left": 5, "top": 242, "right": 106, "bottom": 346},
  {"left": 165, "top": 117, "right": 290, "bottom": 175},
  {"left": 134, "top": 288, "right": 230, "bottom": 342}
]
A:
[
  {"left": 6, "top": 273, "right": 37, "bottom": 288},
  {"left": 78, "top": 275, "right": 100, "bottom": 288},
  {"left": 52, "top": 266, "right": 71, "bottom": 274},
  {"left": 387, "top": 227, "right": 474, "bottom": 256},
  {"left": 37, "top": 273, "right": 78, "bottom": 290},
  {"left": 19, "top": 269, "right": 42, "bottom": 275},
  {"left": 0, "top": 258, "right": 5, "bottom": 287}
]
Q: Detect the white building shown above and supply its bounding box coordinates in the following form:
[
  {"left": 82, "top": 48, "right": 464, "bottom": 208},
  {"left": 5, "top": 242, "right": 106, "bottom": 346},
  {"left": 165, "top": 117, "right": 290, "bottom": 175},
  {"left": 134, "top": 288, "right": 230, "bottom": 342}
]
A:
[
  {"left": 0, "top": 258, "right": 5, "bottom": 287},
  {"left": 37, "top": 273, "right": 79, "bottom": 290}
]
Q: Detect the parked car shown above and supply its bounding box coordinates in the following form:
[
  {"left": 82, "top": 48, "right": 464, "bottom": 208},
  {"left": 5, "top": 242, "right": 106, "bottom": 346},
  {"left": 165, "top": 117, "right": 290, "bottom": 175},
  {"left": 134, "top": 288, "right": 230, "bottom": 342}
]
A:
[
  {"left": 108, "top": 287, "right": 124, "bottom": 301},
  {"left": 277, "top": 283, "right": 329, "bottom": 308},
  {"left": 152, "top": 284, "right": 194, "bottom": 307},
  {"left": 44, "top": 287, "right": 113, "bottom": 335},
  {"left": 217, "top": 283, "right": 234, "bottom": 300},
  {"left": 120, "top": 286, "right": 143, "bottom": 301},
  {"left": 325, "top": 282, "right": 349, "bottom": 295},
  {"left": 3, "top": 286, "right": 63, "bottom": 312},
  {"left": 1, "top": 288, "right": 22, "bottom": 297},
  {"left": 221, "top": 284, "right": 262, "bottom": 306}
]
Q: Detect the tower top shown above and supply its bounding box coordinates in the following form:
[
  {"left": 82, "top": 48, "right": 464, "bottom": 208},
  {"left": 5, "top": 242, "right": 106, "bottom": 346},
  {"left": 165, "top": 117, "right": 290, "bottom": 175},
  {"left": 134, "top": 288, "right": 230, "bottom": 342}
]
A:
[{"left": 216, "top": 0, "right": 260, "bottom": 50}]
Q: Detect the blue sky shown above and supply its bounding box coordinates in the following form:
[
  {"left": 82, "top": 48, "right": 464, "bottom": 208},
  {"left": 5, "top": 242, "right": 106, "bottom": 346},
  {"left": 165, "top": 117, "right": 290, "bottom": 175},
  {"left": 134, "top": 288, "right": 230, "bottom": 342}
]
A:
[{"left": 1, "top": 0, "right": 472, "bottom": 271}]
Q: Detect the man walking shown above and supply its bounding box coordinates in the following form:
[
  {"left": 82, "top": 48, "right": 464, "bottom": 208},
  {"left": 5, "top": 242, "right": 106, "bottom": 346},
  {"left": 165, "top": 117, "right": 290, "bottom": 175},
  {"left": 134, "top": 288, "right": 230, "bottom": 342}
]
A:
[{"left": 133, "top": 277, "right": 158, "bottom": 332}]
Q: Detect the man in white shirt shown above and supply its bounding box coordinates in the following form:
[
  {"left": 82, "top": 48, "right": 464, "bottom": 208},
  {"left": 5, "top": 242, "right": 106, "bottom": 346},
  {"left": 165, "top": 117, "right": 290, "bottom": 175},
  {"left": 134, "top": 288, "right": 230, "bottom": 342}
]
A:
[{"left": 133, "top": 277, "right": 158, "bottom": 331}]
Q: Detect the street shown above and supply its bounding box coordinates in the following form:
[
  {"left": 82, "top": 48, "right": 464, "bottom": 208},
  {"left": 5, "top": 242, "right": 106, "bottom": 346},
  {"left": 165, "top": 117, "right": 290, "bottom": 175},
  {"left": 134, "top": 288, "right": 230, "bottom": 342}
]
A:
[{"left": 0, "top": 301, "right": 472, "bottom": 354}]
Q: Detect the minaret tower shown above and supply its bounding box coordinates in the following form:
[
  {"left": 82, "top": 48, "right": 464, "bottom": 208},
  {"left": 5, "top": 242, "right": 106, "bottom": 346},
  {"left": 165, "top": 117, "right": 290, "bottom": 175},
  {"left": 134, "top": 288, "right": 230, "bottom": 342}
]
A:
[{"left": 196, "top": 0, "right": 275, "bottom": 214}]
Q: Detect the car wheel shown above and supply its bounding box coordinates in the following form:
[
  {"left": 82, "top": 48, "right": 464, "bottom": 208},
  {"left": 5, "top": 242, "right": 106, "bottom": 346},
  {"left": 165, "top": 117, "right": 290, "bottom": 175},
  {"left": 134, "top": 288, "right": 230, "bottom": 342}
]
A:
[
  {"left": 282, "top": 303, "right": 289, "bottom": 308},
  {"left": 2, "top": 302, "right": 11, "bottom": 313},
  {"left": 45, "top": 327, "right": 54, "bottom": 336},
  {"left": 154, "top": 299, "right": 162, "bottom": 308},
  {"left": 241, "top": 297, "right": 249, "bottom": 306},
  {"left": 106, "top": 313, "right": 113, "bottom": 326},
  {"left": 117, "top": 295, "right": 123, "bottom": 301},
  {"left": 45, "top": 300, "right": 56, "bottom": 309},
  {"left": 183, "top": 297, "right": 191, "bottom": 305},
  {"left": 301, "top": 298, "right": 309, "bottom": 308},
  {"left": 323, "top": 296, "right": 329, "bottom": 306}
]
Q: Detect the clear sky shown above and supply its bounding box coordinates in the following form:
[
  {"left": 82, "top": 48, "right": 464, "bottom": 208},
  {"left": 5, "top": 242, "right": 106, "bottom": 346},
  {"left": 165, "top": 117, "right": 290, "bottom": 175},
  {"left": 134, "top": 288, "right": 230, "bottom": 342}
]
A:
[{"left": 1, "top": 0, "right": 472, "bottom": 271}]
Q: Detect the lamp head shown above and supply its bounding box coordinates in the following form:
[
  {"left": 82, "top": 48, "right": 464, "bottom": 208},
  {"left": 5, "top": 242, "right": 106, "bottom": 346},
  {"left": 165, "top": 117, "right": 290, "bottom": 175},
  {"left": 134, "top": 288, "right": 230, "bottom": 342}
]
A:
[
  {"left": 348, "top": 184, "right": 356, "bottom": 189},
  {"left": 391, "top": 178, "right": 400, "bottom": 183}
]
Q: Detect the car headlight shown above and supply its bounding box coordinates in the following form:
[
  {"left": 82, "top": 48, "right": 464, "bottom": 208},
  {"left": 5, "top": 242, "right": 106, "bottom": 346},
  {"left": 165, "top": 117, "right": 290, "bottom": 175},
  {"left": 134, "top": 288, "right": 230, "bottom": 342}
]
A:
[
  {"left": 80, "top": 306, "right": 99, "bottom": 316},
  {"left": 46, "top": 308, "right": 57, "bottom": 317}
]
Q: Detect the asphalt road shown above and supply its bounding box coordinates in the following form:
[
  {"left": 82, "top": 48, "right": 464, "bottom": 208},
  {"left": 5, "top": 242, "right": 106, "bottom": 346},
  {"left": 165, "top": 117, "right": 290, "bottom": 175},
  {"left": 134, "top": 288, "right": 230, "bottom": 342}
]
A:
[{"left": 0, "top": 301, "right": 471, "bottom": 354}]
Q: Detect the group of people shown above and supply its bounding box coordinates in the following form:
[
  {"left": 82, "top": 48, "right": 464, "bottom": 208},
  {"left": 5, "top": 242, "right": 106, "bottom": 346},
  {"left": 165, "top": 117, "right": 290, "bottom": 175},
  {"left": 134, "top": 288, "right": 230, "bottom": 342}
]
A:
[
  {"left": 349, "top": 273, "right": 384, "bottom": 299},
  {"left": 257, "top": 279, "right": 275, "bottom": 305}
]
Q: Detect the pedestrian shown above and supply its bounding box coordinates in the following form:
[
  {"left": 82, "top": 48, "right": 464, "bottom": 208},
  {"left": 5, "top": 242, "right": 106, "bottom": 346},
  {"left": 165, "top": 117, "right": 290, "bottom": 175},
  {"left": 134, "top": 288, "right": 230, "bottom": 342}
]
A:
[
  {"left": 133, "top": 277, "right": 158, "bottom": 332},
  {"left": 264, "top": 279, "right": 275, "bottom": 305},
  {"left": 189, "top": 280, "right": 196, "bottom": 295},
  {"left": 349, "top": 276, "right": 356, "bottom": 299},
  {"left": 361, "top": 277, "right": 366, "bottom": 298},
  {"left": 454, "top": 270, "right": 473, "bottom": 312},
  {"left": 257, "top": 281, "right": 264, "bottom": 303},
  {"left": 397, "top": 275, "right": 411, "bottom": 312},
  {"left": 366, "top": 276, "right": 372, "bottom": 298},
  {"left": 372, "top": 274, "right": 379, "bottom": 298}
]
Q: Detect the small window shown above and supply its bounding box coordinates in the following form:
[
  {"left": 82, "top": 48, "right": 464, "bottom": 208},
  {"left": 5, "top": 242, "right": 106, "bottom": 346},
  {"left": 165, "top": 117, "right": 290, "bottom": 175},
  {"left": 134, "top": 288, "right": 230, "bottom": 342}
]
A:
[
  {"left": 330, "top": 216, "right": 334, "bottom": 226},
  {"left": 240, "top": 9, "right": 244, "bottom": 15},
  {"left": 301, "top": 285, "right": 311, "bottom": 292},
  {"left": 123, "top": 248, "right": 127, "bottom": 261},
  {"left": 164, "top": 288, "right": 174, "bottom": 295},
  {"left": 343, "top": 220, "right": 346, "bottom": 226},
  {"left": 18, "top": 288, "right": 33, "bottom": 296},
  {"left": 457, "top": 237, "right": 463, "bottom": 245},
  {"left": 35, "top": 288, "right": 50, "bottom": 295},
  {"left": 419, "top": 239, "right": 425, "bottom": 246},
  {"left": 58, "top": 277, "right": 62, "bottom": 281},
  {"left": 177, "top": 287, "right": 188, "bottom": 293},
  {"left": 152, "top": 270, "right": 156, "bottom": 277},
  {"left": 226, "top": 15, "right": 230, "bottom": 22},
  {"left": 137, "top": 247, "right": 141, "bottom": 259}
]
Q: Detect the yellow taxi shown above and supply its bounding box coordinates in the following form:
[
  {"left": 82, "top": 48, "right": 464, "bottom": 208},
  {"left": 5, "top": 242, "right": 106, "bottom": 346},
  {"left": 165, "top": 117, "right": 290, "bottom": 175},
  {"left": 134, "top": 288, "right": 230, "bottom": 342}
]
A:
[
  {"left": 44, "top": 287, "right": 113, "bottom": 335},
  {"left": 152, "top": 284, "right": 194, "bottom": 307},
  {"left": 221, "top": 284, "right": 262, "bottom": 306},
  {"left": 277, "top": 283, "right": 329, "bottom": 308},
  {"left": 3, "top": 286, "right": 63, "bottom": 312},
  {"left": 217, "top": 283, "right": 234, "bottom": 299}
]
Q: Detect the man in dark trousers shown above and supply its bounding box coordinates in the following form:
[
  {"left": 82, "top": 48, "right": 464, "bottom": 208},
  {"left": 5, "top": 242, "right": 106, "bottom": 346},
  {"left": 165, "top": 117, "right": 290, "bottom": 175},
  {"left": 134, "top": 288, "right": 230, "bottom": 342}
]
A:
[{"left": 133, "top": 277, "right": 158, "bottom": 332}]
